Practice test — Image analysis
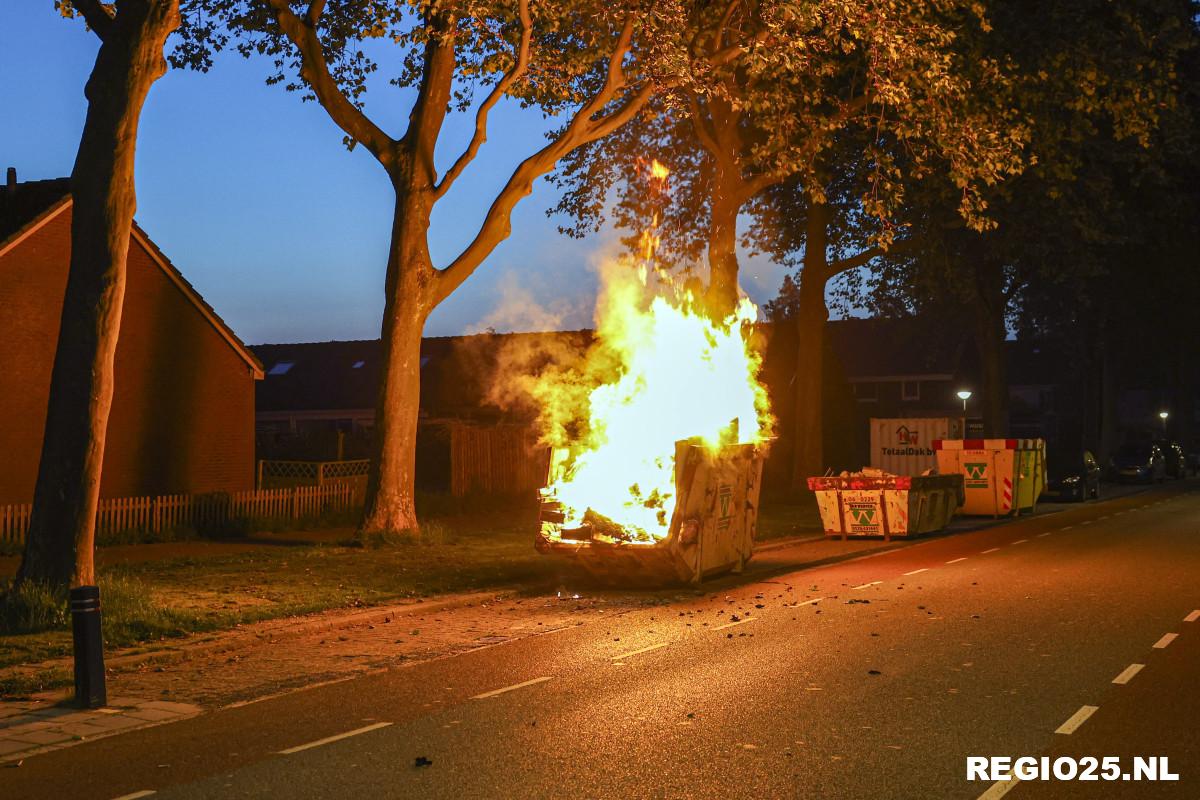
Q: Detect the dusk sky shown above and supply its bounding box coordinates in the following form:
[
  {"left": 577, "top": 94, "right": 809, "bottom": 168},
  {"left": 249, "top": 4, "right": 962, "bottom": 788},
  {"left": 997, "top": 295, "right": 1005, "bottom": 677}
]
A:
[{"left": 0, "top": 5, "right": 789, "bottom": 345}]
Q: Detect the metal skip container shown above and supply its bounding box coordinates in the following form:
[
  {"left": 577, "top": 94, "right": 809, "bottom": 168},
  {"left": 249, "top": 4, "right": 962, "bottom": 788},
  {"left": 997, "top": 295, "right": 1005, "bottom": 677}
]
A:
[
  {"left": 536, "top": 441, "right": 766, "bottom": 584},
  {"left": 869, "top": 417, "right": 965, "bottom": 475},
  {"left": 807, "top": 473, "right": 964, "bottom": 540},
  {"left": 933, "top": 438, "right": 1046, "bottom": 516}
]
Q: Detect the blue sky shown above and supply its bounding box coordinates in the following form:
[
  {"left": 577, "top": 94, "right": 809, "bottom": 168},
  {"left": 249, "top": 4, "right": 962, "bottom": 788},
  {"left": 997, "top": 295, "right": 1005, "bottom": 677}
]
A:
[{"left": 0, "top": 5, "right": 788, "bottom": 344}]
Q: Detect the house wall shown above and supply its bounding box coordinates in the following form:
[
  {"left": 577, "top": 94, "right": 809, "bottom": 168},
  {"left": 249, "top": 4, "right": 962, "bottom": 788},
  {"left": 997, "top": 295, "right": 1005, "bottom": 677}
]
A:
[{"left": 0, "top": 206, "right": 256, "bottom": 504}]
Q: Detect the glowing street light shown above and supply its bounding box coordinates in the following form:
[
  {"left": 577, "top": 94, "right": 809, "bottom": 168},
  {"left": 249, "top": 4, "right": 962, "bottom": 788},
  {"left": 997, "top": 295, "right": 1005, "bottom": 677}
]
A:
[
  {"left": 957, "top": 389, "right": 973, "bottom": 413},
  {"left": 1159, "top": 410, "right": 1169, "bottom": 432}
]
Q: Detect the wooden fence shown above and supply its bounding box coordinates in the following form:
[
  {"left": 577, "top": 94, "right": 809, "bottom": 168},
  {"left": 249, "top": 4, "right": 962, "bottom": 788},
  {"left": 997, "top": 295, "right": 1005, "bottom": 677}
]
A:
[
  {"left": 448, "top": 422, "right": 551, "bottom": 497},
  {"left": 0, "top": 483, "right": 362, "bottom": 546},
  {"left": 256, "top": 459, "right": 370, "bottom": 491}
]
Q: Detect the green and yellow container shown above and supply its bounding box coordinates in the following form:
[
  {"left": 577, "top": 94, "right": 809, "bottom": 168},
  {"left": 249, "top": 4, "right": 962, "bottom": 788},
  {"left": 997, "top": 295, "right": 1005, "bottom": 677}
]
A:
[{"left": 933, "top": 438, "right": 1046, "bottom": 516}]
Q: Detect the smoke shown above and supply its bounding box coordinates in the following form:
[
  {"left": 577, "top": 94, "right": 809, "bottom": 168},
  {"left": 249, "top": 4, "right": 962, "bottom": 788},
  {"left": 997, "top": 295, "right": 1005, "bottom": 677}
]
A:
[{"left": 468, "top": 270, "right": 586, "bottom": 336}]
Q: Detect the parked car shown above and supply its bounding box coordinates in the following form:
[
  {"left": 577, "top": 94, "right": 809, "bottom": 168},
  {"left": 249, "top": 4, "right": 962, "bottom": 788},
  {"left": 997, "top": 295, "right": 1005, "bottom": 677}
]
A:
[
  {"left": 1045, "top": 450, "right": 1102, "bottom": 501},
  {"left": 1110, "top": 442, "right": 1167, "bottom": 483},
  {"left": 1187, "top": 446, "right": 1200, "bottom": 476},
  {"left": 1152, "top": 439, "right": 1188, "bottom": 479}
]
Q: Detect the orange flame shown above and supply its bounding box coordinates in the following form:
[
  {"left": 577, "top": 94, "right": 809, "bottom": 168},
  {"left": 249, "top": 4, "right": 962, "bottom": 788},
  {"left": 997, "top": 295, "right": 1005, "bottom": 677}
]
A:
[{"left": 533, "top": 160, "right": 773, "bottom": 543}]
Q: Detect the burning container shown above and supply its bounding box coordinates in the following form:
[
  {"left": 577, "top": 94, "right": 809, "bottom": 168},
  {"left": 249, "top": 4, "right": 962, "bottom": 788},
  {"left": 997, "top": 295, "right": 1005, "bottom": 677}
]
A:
[
  {"left": 807, "top": 472, "right": 964, "bottom": 540},
  {"left": 536, "top": 440, "right": 766, "bottom": 585}
]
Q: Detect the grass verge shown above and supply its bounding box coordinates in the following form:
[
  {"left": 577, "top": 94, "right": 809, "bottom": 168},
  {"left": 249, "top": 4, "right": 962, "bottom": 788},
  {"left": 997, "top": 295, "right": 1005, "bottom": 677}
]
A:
[{"left": 0, "top": 506, "right": 556, "bottom": 688}]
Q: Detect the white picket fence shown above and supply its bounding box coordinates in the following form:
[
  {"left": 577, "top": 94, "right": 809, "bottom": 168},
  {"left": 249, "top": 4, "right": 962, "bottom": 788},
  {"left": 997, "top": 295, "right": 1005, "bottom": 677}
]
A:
[{"left": 0, "top": 483, "right": 362, "bottom": 545}]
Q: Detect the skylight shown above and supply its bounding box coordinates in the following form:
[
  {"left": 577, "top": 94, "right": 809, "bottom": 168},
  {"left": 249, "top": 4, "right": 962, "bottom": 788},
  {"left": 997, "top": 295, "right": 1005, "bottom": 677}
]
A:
[
  {"left": 352, "top": 360, "right": 365, "bottom": 369},
  {"left": 268, "top": 360, "right": 295, "bottom": 376}
]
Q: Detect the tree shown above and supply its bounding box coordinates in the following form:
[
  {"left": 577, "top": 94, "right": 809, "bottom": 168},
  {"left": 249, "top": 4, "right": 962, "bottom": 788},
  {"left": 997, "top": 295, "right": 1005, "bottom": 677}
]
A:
[
  {"left": 852, "top": 0, "right": 1195, "bottom": 442},
  {"left": 554, "top": 0, "right": 1031, "bottom": 489},
  {"left": 180, "top": 0, "right": 750, "bottom": 535},
  {"left": 17, "top": 0, "right": 181, "bottom": 590}
]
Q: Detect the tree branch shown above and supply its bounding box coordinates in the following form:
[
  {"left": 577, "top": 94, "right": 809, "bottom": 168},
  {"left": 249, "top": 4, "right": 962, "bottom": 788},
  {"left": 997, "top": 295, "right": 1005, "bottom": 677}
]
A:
[
  {"left": 738, "top": 169, "right": 782, "bottom": 202},
  {"left": 72, "top": 0, "right": 116, "bottom": 41},
  {"left": 559, "top": 15, "right": 636, "bottom": 143},
  {"left": 265, "top": 0, "right": 396, "bottom": 168},
  {"left": 828, "top": 236, "right": 918, "bottom": 276},
  {"left": 306, "top": 0, "right": 327, "bottom": 27},
  {"left": 709, "top": 26, "right": 768, "bottom": 66},
  {"left": 432, "top": 16, "right": 657, "bottom": 305},
  {"left": 434, "top": 0, "right": 532, "bottom": 201},
  {"left": 710, "top": 0, "right": 741, "bottom": 53},
  {"left": 687, "top": 95, "right": 722, "bottom": 157}
]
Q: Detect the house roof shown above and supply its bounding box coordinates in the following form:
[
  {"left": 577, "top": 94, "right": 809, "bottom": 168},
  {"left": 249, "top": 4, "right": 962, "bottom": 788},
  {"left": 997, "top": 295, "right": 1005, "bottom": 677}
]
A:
[
  {"left": 826, "top": 317, "right": 970, "bottom": 381},
  {"left": 0, "top": 176, "right": 263, "bottom": 379},
  {"left": 0, "top": 177, "right": 71, "bottom": 243},
  {"left": 252, "top": 330, "right": 593, "bottom": 419}
]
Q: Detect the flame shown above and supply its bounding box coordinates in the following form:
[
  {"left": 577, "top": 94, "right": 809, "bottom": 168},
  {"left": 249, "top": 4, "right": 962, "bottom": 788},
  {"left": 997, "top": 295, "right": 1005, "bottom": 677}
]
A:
[
  {"left": 533, "top": 160, "right": 772, "bottom": 543},
  {"left": 649, "top": 159, "right": 670, "bottom": 180}
]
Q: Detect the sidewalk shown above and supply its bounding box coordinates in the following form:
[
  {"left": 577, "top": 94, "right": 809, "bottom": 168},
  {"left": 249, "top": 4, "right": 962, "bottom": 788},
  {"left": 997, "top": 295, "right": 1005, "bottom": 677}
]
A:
[{"left": 0, "top": 697, "right": 200, "bottom": 763}]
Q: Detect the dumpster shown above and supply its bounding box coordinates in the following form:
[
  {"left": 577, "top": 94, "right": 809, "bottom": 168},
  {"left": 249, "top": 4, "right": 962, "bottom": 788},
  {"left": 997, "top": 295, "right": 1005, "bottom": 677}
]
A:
[
  {"left": 933, "top": 438, "right": 1046, "bottom": 516},
  {"left": 807, "top": 471, "right": 964, "bottom": 540},
  {"left": 869, "top": 417, "right": 965, "bottom": 475},
  {"left": 536, "top": 441, "right": 765, "bottom": 584}
]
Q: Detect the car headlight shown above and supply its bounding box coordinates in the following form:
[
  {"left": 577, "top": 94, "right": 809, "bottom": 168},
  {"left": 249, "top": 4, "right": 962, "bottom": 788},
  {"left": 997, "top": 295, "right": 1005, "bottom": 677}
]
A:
[{"left": 1062, "top": 476, "right": 1080, "bottom": 484}]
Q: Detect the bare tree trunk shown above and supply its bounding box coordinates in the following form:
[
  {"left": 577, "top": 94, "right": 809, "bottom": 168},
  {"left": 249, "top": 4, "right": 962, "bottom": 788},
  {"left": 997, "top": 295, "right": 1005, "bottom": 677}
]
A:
[
  {"left": 17, "top": 0, "right": 179, "bottom": 590},
  {"left": 789, "top": 198, "right": 831, "bottom": 491},
  {"left": 706, "top": 171, "right": 741, "bottom": 319},
  {"left": 1099, "top": 334, "right": 1118, "bottom": 458},
  {"left": 360, "top": 31, "right": 449, "bottom": 538},
  {"left": 360, "top": 190, "right": 435, "bottom": 536},
  {"left": 970, "top": 263, "right": 1009, "bottom": 437},
  {"left": 694, "top": 94, "right": 749, "bottom": 320}
]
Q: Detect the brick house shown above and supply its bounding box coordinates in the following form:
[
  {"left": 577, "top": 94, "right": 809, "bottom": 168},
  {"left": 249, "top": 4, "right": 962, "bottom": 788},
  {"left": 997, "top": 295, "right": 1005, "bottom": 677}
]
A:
[
  {"left": 0, "top": 173, "right": 263, "bottom": 504},
  {"left": 251, "top": 332, "right": 589, "bottom": 494}
]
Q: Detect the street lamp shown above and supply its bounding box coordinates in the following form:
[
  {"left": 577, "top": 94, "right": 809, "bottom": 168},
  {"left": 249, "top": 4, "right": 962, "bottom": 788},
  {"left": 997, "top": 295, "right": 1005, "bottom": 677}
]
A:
[
  {"left": 1159, "top": 410, "right": 1169, "bottom": 432},
  {"left": 957, "top": 389, "right": 973, "bottom": 413}
]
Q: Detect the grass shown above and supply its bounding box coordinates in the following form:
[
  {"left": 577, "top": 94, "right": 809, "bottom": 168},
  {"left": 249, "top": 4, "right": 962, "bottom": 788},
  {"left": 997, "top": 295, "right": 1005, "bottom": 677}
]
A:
[{"left": 0, "top": 505, "right": 558, "bottom": 680}]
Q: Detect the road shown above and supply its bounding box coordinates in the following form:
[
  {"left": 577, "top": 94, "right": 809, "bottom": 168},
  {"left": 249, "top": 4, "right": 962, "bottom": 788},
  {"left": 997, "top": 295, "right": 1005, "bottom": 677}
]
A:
[{"left": 3, "top": 483, "right": 1197, "bottom": 799}]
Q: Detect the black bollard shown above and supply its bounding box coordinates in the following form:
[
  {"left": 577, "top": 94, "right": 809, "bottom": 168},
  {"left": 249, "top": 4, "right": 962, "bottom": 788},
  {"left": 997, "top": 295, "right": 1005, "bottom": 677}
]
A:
[{"left": 69, "top": 585, "right": 106, "bottom": 709}]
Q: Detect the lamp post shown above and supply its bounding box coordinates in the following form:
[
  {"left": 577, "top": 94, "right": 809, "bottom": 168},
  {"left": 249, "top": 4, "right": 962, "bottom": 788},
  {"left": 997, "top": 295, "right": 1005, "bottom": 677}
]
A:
[
  {"left": 1159, "top": 410, "right": 1169, "bottom": 433},
  {"left": 957, "top": 389, "right": 973, "bottom": 414}
]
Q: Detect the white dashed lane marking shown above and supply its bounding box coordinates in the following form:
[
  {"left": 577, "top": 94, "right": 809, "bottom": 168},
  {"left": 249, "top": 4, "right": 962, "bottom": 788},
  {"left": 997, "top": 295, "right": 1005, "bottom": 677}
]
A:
[
  {"left": 975, "top": 777, "right": 1020, "bottom": 800},
  {"left": 851, "top": 581, "right": 882, "bottom": 590},
  {"left": 1012, "top": 539, "right": 1028, "bottom": 545},
  {"left": 612, "top": 642, "right": 667, "bottom": 661},
  {"left": 1037, "top": 532, "right": 1052, "bottom": 538},
  {"left": 946, "top": 557, "right": 968, "bottom": 564},
  {"left": 277, "top": 722, "right": 394, "bottom": 754},
  {"left": 714, "top": 617, "right": 755, "bottom": 631},
  {"left": 1185, "top": 610, "right": 1200, "bottom": 623},
  {"left": 981, "top": 547, "right": 1001, "bottom": 554},
  {"left": 471, "top": 677, "right": 553, "bottom": 700},
  {"left": 1112, "top": 664, "right": 1144, "bottom": 685},
  {"left": 111, "top": 792, "right": 157, "bottom": 800},
  {"left": 1055, "top": 705, "right": 1099, "bottom": 735},
  {"left": 1153, "top": 633, "right": 1178, "bottom": 649},
  {"left": 903, "top": 568, "right": 929, "bottom": 576}
]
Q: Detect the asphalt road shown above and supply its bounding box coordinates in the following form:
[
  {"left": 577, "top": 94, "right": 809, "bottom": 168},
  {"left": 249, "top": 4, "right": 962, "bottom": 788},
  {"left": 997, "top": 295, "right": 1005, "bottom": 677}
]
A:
[{"left": 4, "top": 482, "right": 1197, "bottom": 800}]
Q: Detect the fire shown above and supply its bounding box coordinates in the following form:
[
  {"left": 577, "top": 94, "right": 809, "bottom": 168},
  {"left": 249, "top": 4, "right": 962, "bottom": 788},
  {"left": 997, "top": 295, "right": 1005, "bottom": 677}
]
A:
[{"left": 532, "top": 161, "right": 772, "bottom": 544}]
